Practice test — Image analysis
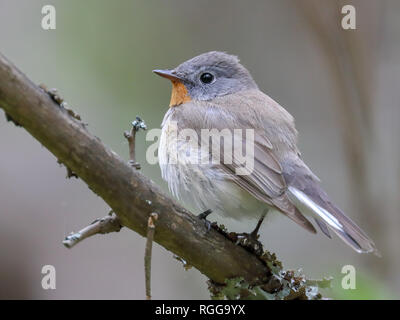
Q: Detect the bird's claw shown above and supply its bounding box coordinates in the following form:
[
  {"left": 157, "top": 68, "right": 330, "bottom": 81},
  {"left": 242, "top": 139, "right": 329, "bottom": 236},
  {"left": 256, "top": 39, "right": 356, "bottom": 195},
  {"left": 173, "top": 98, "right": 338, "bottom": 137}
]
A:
[
  {"left": 203, "top": 219, "right": 212, "bottom": 232},
  {"left": 235, "top": 232, "right": 264, "bottom": 255},
  {"left": 198, "top": 209, "right": 213, "bottom": 232}
]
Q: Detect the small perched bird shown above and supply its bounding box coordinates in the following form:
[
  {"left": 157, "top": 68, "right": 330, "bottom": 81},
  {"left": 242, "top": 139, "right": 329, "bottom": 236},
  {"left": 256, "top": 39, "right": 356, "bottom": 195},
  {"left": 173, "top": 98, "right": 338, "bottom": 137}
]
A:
[{"left": 153, "top": 51, "right": 378, "bottom": 255}]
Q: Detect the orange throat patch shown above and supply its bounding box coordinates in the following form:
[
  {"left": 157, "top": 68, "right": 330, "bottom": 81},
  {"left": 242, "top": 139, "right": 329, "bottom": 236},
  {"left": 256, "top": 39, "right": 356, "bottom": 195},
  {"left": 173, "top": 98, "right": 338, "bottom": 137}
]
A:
[{"left": 169, "top": 80, "right": 191, "bottom": 107}]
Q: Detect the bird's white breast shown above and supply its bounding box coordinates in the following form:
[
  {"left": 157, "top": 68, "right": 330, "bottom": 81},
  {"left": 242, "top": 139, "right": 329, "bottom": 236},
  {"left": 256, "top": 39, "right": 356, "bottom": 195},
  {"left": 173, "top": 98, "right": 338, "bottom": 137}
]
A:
[{"left": 159, "top": 109, "right": 265, "bottom": 220}]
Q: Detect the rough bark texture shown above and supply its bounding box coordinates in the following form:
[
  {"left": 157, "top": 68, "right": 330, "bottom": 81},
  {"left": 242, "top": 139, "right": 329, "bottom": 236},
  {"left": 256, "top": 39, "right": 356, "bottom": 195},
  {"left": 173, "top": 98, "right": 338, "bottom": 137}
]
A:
[{"left": 0, "top": 52, "right": 271, "bottom": 285}]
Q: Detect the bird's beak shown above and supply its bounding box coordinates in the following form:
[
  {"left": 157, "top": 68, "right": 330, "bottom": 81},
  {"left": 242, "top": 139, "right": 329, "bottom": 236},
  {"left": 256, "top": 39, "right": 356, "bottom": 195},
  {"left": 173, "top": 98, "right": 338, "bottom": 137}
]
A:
[{"left": 153, "top": 69, "right": 184, "bottom": 82}]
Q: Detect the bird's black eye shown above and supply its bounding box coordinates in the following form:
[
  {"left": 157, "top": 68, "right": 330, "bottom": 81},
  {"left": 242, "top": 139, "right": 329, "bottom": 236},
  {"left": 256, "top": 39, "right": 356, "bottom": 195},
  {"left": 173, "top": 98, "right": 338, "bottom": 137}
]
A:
[{"left": 200, "top": 72, "right": 214, "bottom": 84}]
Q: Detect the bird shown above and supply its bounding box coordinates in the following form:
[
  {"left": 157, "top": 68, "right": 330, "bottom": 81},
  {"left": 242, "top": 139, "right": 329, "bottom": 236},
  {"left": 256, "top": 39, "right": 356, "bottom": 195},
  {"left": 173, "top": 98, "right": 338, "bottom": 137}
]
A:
[{"left": 153, "top": 51, "right": 378, "bottom": 255}]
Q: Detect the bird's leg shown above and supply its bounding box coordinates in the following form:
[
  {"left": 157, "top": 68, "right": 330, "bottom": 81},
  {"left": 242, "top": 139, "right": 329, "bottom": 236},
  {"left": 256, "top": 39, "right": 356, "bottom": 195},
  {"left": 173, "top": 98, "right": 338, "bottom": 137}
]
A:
[
  {"left": 198, "top": 209, "right": 212, "bottom": 220},
  {"left": 198, "top": 209, "right": 213, "bottom": 231},
  {"left": 236, "top": 210, "right": 268, "bottom": 255},
  {"left": 249, "top": 211, "right": 267, "bottom": 240}
]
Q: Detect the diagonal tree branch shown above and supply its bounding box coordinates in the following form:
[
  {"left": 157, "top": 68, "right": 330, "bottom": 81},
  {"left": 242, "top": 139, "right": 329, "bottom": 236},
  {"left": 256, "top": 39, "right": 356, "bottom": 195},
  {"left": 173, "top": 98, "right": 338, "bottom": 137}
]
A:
[{"left": 0, "top": 52, "right": 270, "bottom": 285}]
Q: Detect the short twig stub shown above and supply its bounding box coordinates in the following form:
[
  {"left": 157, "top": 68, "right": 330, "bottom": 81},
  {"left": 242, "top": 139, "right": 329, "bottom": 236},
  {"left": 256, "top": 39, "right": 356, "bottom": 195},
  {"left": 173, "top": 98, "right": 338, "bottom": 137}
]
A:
[{"left": 124, "top": 116, "right": 147, "bottom": 170}]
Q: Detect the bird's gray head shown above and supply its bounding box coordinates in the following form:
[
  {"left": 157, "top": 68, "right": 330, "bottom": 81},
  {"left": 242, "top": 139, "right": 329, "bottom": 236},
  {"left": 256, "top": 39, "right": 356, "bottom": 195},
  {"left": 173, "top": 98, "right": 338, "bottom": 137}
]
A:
[{"left": 153, "top": 51, "right": 258, "bottom": 107}]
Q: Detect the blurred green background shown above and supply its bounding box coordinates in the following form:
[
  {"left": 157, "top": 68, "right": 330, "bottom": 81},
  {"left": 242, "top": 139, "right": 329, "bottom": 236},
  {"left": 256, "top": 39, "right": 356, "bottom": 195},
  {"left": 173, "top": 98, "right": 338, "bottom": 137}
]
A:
[{"left": 0, "top": 0, "right": 399, "bottom": 299}]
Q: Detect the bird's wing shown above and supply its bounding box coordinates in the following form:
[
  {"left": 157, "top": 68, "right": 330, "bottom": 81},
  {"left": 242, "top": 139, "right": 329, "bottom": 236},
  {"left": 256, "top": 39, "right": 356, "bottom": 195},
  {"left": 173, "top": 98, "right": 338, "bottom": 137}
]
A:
[
  {"left": 173, "top": 93, "right": 316, "bottom": 234},
  {"left": 217, "top": 131, "right": 316, "bottom": 234}
]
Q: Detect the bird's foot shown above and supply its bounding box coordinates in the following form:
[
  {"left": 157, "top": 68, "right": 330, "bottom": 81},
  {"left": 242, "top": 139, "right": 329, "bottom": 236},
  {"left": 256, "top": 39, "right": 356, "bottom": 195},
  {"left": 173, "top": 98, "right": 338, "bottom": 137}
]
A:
[
  {"left": 235, "top": 231, "right": 264, "bottom": 256},
  {"left": 197, "top": 209, "right": 213, "bottom": 231}
]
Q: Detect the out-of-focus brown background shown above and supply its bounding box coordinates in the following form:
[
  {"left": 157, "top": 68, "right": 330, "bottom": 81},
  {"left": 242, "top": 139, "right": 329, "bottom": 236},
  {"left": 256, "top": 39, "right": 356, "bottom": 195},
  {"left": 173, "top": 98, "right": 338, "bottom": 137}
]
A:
[{"left": 0, "top": 0, "right": 399, "bottom": 299}]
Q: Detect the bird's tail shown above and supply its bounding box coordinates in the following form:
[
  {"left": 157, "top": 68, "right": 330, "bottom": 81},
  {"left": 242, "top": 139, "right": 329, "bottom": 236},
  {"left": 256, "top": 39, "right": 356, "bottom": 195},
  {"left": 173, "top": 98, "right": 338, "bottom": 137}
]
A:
[{"left": 287, "top": 184, "right": 379, "bottom": 256}]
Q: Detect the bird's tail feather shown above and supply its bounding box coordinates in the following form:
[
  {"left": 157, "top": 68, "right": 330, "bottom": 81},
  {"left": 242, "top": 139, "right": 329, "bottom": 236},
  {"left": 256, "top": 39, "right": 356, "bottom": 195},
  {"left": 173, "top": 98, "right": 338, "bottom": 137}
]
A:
[{"left": 288, "top": 186, "right": 380, "bottom": 256}]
